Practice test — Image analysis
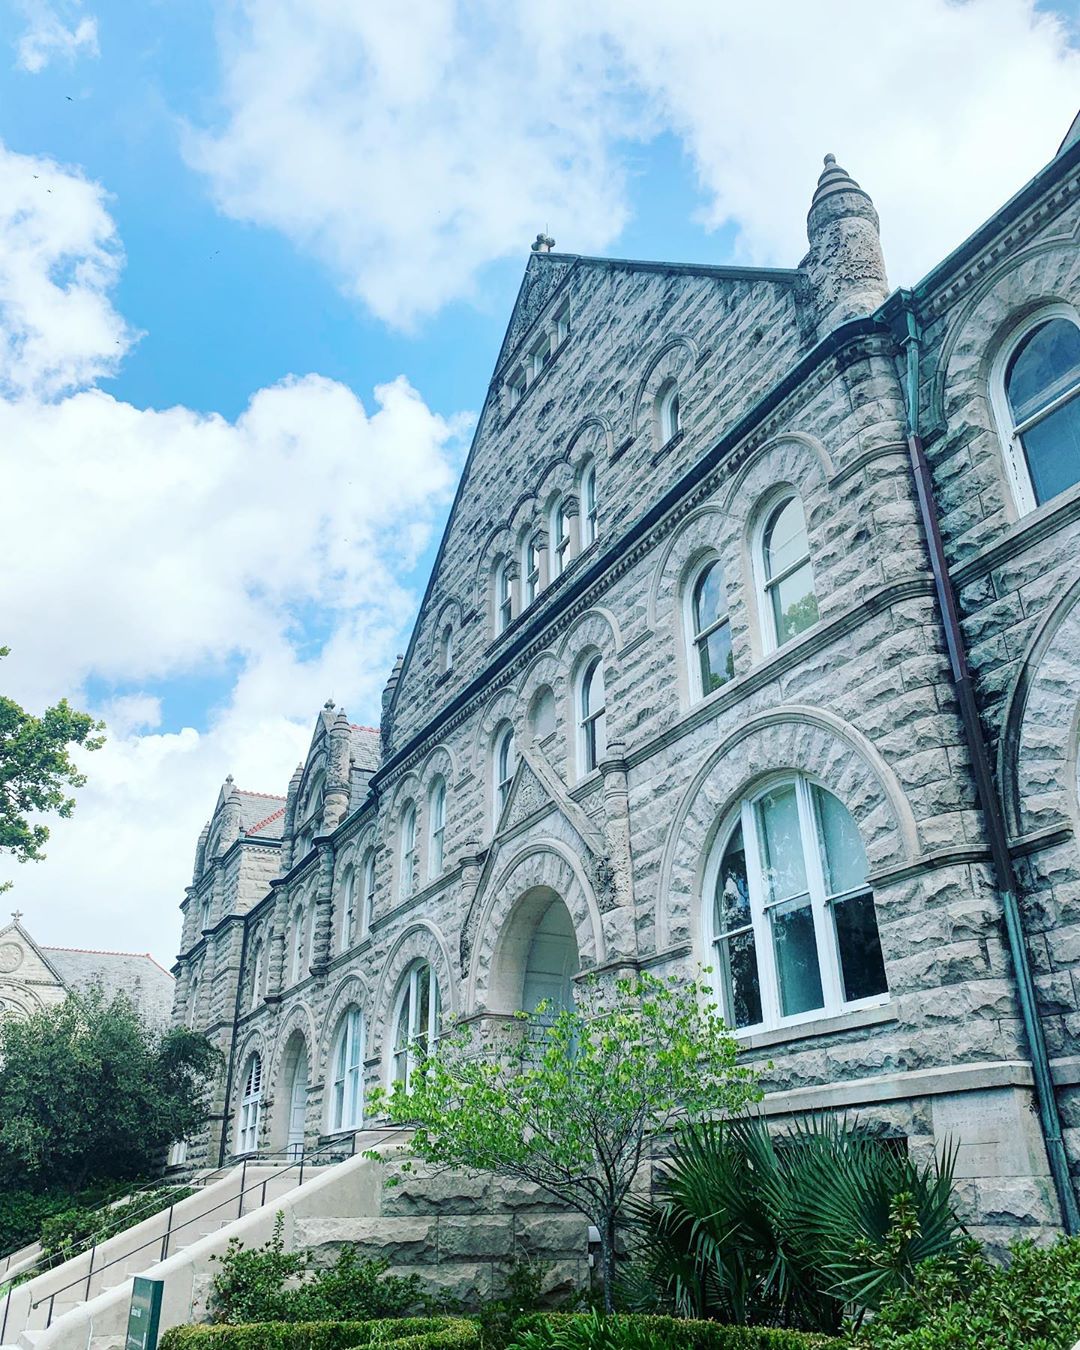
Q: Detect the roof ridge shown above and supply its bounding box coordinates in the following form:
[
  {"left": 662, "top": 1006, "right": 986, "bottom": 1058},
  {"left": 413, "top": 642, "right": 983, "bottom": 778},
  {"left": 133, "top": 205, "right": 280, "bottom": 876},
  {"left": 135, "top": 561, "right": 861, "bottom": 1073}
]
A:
[
  {"left": 236, "top": 788, "right": 287, "bottom": 801},
  {"left": 247, "top": 804, "right": 287, "bottom": 835},
  {"left": 44, "top": 944, "right": 161, "bottom": 960},
  {"left": 350, "top": 724, "right": 379, "bottom": 733}
]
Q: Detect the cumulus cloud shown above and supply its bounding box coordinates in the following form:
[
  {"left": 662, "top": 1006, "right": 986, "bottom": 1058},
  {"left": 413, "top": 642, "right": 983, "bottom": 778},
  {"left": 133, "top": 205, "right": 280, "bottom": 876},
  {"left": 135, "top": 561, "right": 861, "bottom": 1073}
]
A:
[
  {"left": 14, "top": 1, "right": 98, "bottom": 75},
  {"left": 188, "top": 0, "right": 1080, "bottom": 326},
  {"left": 0, "top": 139, "right": 469, "bottom": 961}
]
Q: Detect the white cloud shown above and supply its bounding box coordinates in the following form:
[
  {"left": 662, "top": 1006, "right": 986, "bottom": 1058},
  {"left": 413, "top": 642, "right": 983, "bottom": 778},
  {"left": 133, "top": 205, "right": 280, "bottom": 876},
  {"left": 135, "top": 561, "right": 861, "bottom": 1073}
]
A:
[
  {"left": 189, "top": 0, "right": 1080, "bottom": 325},
  {"left": 0, "top": 139, "right": 469, "bottom": 963},
  {"left": 14, "top": 1, "right": 98, "bottom": 75}
]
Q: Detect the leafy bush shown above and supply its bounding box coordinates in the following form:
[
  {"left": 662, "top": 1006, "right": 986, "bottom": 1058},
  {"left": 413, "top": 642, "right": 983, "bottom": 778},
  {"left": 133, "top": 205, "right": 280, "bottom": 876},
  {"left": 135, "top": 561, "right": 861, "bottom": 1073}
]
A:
[
  {"left": 40, "top": 1186, "right": 194, "bottom": 1262},
  {"left": 208, "top": 1215, "right": 424, "bottom": 1323},
  {"left": 475, "top": 1256, "right": 585, "bottom": 1350},
  {"left": 0, "top": 1189, "right": 75, "bottom": 1256},
  {"left": 624, "top": 1116, "right": 959, "bottom": 1333},
  {"left": 160, "top": 1319, "right": 477, "bottom": 1350},
  {"left": 508, "top": 1311, "right": 836, "bottom": 1348},
  {"left": 849, "top": 1235, "right": 1080, "bottom": 1350}
]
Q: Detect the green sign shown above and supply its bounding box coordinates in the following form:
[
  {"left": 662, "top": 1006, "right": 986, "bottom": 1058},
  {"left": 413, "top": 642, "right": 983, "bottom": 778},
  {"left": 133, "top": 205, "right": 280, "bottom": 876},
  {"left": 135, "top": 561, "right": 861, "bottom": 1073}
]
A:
[{"left": 125, "top": 1276, "right": 164, "bottom": 1350}]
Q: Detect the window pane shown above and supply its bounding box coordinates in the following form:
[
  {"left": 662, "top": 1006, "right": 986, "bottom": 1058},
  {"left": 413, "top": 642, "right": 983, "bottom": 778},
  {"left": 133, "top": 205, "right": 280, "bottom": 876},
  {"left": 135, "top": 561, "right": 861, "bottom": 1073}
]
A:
[
  {"left": 770, "top": 896, "right": 824, "bottom": 1017},
  {"left": 764, "top": 497, "right": 809, "bottom": 579},
  {"left": 715, "top": 823, "right": 752, "bottom": 934},
  {"left": 720, "top": 931, "right": 762, "bottom": 1029},
  {"left": 1006, "top": 318, "right": 1080, "bottom": 423},
  {"left": 833, "top": 892, "right": 888, "bottom": 1002},
  {"left": 757, "top": 784, "right": 808, "bottom": 905},
  {"left": 586, "top": 660, "right": 605, "bottom": 714},
  {"left": 814, "top": 786, "right": 868, "bottom": 897},
  {"left": 1020, "top": 396, "right": 1080, "bottom": 505},
  {"left": 770, "top": 561, "right": 819, "bottom": 644},
  {"left": 699, "top": 623, "right": 733, "bottom": 693},
  {"left": 693, "top": 562, "right": 726, "bottom": 633},
  {"left": 417, "top": 966, "right": 431, "bottom": 1039},
  {"left": 394, "top": 989, "right": 411, "bottom": 1055}
]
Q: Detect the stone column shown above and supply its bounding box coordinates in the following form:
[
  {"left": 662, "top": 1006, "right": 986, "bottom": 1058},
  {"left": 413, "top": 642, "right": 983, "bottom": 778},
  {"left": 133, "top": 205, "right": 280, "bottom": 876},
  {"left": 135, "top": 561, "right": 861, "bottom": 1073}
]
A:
[
  {"left": 804, "top": 154, "right": 889, "bottom": 337},
  {"left": 311, "top": 840, "right": 336, "bottom": 975},
  {"left": 598, "top": 740, "right": 637, "bottom": 960},
  {"left": 266, "top": 878, "right": 290, "bottom": 999}
]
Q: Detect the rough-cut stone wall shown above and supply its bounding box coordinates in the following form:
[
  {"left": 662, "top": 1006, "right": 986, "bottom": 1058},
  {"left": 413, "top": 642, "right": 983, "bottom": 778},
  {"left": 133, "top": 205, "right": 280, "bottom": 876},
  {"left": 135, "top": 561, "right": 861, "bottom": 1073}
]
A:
[{"left": 171, "top": 146, "right": 1080, "bottom": 1243}]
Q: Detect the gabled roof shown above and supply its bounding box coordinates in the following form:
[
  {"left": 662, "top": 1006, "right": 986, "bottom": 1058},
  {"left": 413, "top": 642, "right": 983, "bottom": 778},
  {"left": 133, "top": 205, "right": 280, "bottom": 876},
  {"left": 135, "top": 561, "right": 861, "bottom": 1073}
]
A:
[
  {"left": 350, "top": 725, "right": 380, "bottom": 773},
  {"left": 42, "top": 946, "right": 174, "bottom": 1029},
  {"left": 235, "top": 788, "right": 287, "bottom": 839}
]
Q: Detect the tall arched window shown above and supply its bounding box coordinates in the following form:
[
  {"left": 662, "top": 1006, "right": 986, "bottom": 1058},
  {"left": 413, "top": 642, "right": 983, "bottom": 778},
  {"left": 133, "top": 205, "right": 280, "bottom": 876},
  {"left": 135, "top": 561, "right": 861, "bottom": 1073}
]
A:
[
  {"left": 391, "top": 962, "right": 441, "bottom": 1091},
  {"left": 658, "top": 380, "right": 681, "bottom": 445},
  {"left": 186, "top": 969, "right": 201, "bottom": 1029},
  {"left": 289, "top": 904, "right": 305, "bottom": 984},
  {"left": 495, "top": 558, "right": 513, "bottom": 634},
  {"left": 707, "top": 776, "right": 887, "bottom": 1032},
  {"left": 579, "top": 656, "right": 607, "bottom": 774},
  {"left": 429, "top": 779, "right": 446, "bottom": 877},
  {"left": 550, "top": 498, "right": 571, "bottom": 579},
  {"left": 340, "top": 868, "right": 356, "bottom": 954},
  {"left": 362, "top": 849, "right": 376, "bottom": 937},
  {"left": 328, "top": 1008, "right": 364, "bottom": 1132},
  {"left": 494, "top": 725, "right": 515, "bottom": 824},
  {"left": 249, "top": 940, "right": 264, "bottom": 1012},
  {"left": 439, "top": 624, "right": 454, "bottom": 674},
  {"left": 400, "top": 802, "right": 417, "bottom": 899},
  {"left": 199, "top": 897, "right": 211, "bottom": 932},
  {"left": 581, "top": 464, "right": 598, "bottom": 547},
  {"left": 994, "top": 308, "right": 1080, "bottom": 513},
  {"left": 689, "top": 560, "right": 733, "bottom": 696},
  {"left": 760, "top": 493, "right": 818, "bottom": 651},
  {"left": 237, "top": 1053, "right": 262, "bottom": 1154},
  {"left": 305, "top": 897, "right": 318, "bottom": 970},
  {"left": 523, "top": 534, "right": 542, "bottom": 606}
]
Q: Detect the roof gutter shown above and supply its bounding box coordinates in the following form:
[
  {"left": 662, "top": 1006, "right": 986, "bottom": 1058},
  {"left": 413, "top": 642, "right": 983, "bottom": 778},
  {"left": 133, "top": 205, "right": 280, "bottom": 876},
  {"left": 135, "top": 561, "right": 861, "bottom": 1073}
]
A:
[{"left": 895, "top": 291, "right": 1079, "bottom": 1233}]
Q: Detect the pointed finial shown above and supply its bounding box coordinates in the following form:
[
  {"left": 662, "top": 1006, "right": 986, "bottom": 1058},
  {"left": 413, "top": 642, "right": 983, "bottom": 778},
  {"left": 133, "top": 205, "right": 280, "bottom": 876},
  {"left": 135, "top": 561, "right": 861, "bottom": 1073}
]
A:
[
  {"left": 11, "top": 909, "right": 23, "bottom": 924},
  {"left": 531, "top": 232, "right": 555, "bottom": 254},
  {"left": 824, "top": 153, "right": 836, "bottom": 166},
  {"left": 225, "top": 773, "right": 234, "bottom": 784},
  {"left": 324, "top": 698, "right": 335, "bottom": 711}
]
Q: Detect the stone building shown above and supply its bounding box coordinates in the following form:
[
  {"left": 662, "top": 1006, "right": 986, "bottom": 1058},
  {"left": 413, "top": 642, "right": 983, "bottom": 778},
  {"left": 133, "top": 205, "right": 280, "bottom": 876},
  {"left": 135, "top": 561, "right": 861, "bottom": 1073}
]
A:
[
  {"left": 174, "top": 123, "right": 1080, "bottom": 1242},
  {"left": 0, "top": 914, "right": 174, "bottom": 1029}
]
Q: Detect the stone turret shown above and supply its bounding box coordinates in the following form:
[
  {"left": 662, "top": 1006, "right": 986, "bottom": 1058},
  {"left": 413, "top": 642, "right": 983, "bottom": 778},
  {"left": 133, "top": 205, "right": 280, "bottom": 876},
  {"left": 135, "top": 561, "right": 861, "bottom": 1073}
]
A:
[
  {"left": 324, "top": 705, "right": 353, "bottom": 831},
  {"left": 281, "top": 762, "right": 304, "bottom": 871},
  {"left": 193, "top": 822, "right": 210, "bottom": 883},
  {"left": 218, "top": 775, "right": 244, "bottom": 853},
  {"left": 381, "top": 654, "right": 404, "bottom": 759},
  {"left": 804, "top": 154, "right": 889, "bottom": 336}
]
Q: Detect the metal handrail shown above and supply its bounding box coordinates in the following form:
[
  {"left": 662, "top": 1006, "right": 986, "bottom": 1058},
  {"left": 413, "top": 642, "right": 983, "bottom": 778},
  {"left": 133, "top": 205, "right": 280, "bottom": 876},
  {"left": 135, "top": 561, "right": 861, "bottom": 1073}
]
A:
[{"left": 16, "top": 1128, "right": 408, "bottom": 1334}]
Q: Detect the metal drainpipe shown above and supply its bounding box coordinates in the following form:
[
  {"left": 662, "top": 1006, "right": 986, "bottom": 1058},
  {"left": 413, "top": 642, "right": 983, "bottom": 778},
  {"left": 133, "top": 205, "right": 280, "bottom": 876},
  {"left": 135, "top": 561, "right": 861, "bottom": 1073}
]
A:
[
  {"left": 896, "top": 294, "right": 1079, "bottom": 1233},
  {"left": 218, "top": 917, "right": 251, "bottom": 1168}
]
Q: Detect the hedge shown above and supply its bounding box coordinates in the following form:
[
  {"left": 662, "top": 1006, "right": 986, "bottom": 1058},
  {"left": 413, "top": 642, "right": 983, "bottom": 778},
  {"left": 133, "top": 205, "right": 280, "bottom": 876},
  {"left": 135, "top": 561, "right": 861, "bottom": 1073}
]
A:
[
  {"left": 508, "top": 1313, "right": 837, "bottom": 1349},
  {"left": 159, "top": 1319, "right": 478, "bottom": 1350}
]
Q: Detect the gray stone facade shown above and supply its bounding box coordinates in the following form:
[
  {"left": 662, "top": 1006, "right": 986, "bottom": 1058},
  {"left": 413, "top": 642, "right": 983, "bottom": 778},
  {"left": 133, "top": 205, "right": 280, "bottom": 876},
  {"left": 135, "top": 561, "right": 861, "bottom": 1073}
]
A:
[{"left": 174, "top": 133, "right": 1080, "bottom": 1245}]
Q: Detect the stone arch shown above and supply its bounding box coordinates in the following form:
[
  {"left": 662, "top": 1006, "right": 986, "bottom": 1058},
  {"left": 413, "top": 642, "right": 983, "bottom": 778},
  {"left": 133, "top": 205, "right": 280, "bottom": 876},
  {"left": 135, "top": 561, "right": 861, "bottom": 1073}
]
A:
[
  {"left": 469, "top": 685, "right": 521, "bottom": 782},
  {"left": 534, "top": 454, "right": 575, "bottom": 502},
  {"left": 999, "top": 572, "right": 1080, "bottom": 841},
  {"left": 655, "top": 705, "right": 919, "bottom": 952},
  {"left": 467, "top": 841, "right": 605, "bottom": 1014},
  {"left": 319, "top": 972, "right": 371, "bottom": 1082},
  {"left": 428, "top": 597, "right": 463, "bottom": 662},
  {"left": 268, "top": 999, "right": 317, "bottom": 1094},
  {"left": 631, "top": 335, "right": 698, "bottom": 450},
  {"left": 371, "top": 920, "right": 457, "bottom": 1066},
  {"left": 555, "top": 605, "right": 622, "bottom": 663},
  {"left": 232, "top": 1027, "right": 269, "bottom": 1147},
  {"left": 269, "top": 1021, "right": 312, "bottom": 1152},
  {"left": 649, "top": 506, "right": 729, "bottom": 709},
  {"left": 565, "top": 414, "right": 614, "bottom": 468},
  {"left": 472, "top": 522, "right": 516, "bottom": 614},
  {"left": 516, "top": 651, "right": 568, "bottom": 756},
  {"left": 418, "top": 742, "right": 458, "bottom": 791}
]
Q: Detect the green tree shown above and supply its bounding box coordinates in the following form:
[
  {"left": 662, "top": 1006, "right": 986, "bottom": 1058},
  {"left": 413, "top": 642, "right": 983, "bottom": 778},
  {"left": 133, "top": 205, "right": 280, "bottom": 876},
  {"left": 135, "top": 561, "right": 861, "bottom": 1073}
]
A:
[
  {"left": 0, "top": 646, "right": 105, "bottom": 891},
  {"left": 0, "top": 987, "right": 219, "bottom": 1190},
  {"left": 370, "top": 972, "right": 760, "bottom": 1312}
]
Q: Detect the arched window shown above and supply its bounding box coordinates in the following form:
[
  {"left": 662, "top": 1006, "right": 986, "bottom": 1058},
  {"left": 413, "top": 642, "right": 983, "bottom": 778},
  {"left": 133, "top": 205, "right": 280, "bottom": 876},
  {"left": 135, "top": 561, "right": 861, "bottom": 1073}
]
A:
[
  {"left": 249, "top": 940, "right": 264, "bottom": 1012},
  {"left": 579, "top": 656, "right": 607, "bottom": 774},
  {"left": 391, "top": 962, "right": 441, "bottom": 1091},
  {"left": 305, "top": 897, "right": 318, "bottom": 970},
  {"left": 581, "top": 464, "right": 598, "bottom": 547},
  {"left": 199, "top": 897, "right": 211, "bottom": 932},
  {"left": 237, "top": 1053, "right": 262, "bottom": 1154},
  {"left": 528, "top": 685, "right": 556, "bottom": 741},
  {"left": 439, "top": 624, "right": 454, "bottom": 674},
  {"left": 400, "top": 802, "right": 417, "bottom": 899},
  {"left": 495, "top": 558, "right": 513, "bottom": 634},
  {"left": 361, "top": 849, "right": 376, "bottom": 937},
  {"left": 760, "top": 494, "right": 818, "bottom": 650},
  {"left": 328, "top": 1008, "right": 364, "bottom": 1132},
  {"left": 707, "top": 776, "right": 887, "bottom": 1033},
  {"left": 289, "top": 904, "right": 305, "bottom": 984},
  {"left": 689, "top": 560, "right": 733, "bottom": 696},
  {"left": 429, "top": 779, "right": 447, "bottom": 877},
  {"left": 523, "top": 534, "right": 542, "bottom": 606},
  {"left": 186, "top": 969, "right": 201, "bottom": 1029},
  {"left": 494, "top": 725, "right": 515, "bottom": 824},
  {"left": 340, "top": 868, "right": 357, "bottom": 953},
  {"left": 658, "top": 380, "right": 681, "bottom": 445},
  {"left": 995, "top": 308, "right": 1080, "bottom": 513},
  {"left": 550, "top": 498, "right": 571, "bottom": 579}
]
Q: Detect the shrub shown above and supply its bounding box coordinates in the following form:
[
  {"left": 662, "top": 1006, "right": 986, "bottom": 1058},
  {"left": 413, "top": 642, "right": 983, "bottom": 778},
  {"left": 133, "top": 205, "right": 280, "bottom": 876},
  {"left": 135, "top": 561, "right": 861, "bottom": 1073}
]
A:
[
  {"left": 849, "top": 1234, "right": 1080, "bottom": 1350},
  {"left": 624, "top": 1116, "right": 960, "bottom": 1333},
  {"left": 0, "top": 1189, "right": 74, "bottom": 1256},
  {"left": 40, "top": 1186, "right": 193, "bottom": 1262},
  {"left": 159, "top": 1318, "right": 477, "bottom": 1350},
  {"left": 207, "top": 1216, "right": 424, "bottom": 1324},
  {"left": 508, "top": 1311, "right": 836, "bottom": 1349}
]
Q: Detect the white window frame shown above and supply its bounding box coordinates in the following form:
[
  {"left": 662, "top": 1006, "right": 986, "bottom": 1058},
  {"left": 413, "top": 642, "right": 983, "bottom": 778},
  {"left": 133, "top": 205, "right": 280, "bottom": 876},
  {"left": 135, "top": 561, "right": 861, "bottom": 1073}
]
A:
[
  {"left": 530, "top": 333, "right": 554, "bottom": 381},
  {"left": 328, "top": 1007, "right": 364, "bottom": 1133},
  {"left": 429, "top": 779, "right": 446, "bottom": 878},
  {"left": 186, "top": 971, "right": 200, "bottom": 1029},
  {"left": 581, "top": 463, "right": 598, "bottom": 547},
  {"left": 550, "top": 497, "right": 571, "bottom": 579},
  {"left": 989, "top": 302, "right": 1080, "bottom": 518},
  {"left": 754, "top": 490, "right": 817, "bottom": 655},
  {"left": 554, "top": 302, "right": 570, "bottom": 347},
  {"left": 361, "top": 848, "right": 376, "bottom": 938},
  {"left": 578, "top": 656, "right": 607, "bottom": 775},
  {"left": 199, "top": 898, "right": 211, "bottom": 932},
  {"left": 390, "top": 962, "right": 441, "bottom": 1092},
  {"left": 495, "top": 558, "right": 513, "bottom": 634},
  {"left": 237, "top": 1053, "right": 262, "bottom": 1155},
  {"left": 340, "top": 868, "right": 356, "bottom": 954},
  {"left": 305, "top": 897, "right": 318, "bottom": 970},
  {"left": 685, "top": 558, "right": 732, "bottom": 700},
  {"left": 658, "top": 380, "right": 681, "bottom": 445},
  {"left": 508, "top": 367, "right": 527, "bottom": 409},
  {"left": 523, "top": 534, "right": 541, "bottom": 606},
  {"left": 703, "top": 775, "right": 888, "bottom": 1036},
  {"left": 494, "top": 726, "right": 515, "bottom": 826},
  {"left": 400, "top": 802, "right": 418, "bottom": 899}
]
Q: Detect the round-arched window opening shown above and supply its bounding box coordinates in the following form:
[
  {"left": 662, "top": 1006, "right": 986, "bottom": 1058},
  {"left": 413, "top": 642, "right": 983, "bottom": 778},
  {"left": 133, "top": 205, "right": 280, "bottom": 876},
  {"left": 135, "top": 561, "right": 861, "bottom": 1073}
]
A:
[
  {"left": 1000, "top": 313, "right": 1080, "bottom": 510},
  {"left": 528, "top": 685, "right": 556, "bottom": 741},
  {"left": 761, "top": 494, "right": 818, "bottom": 650},
  {"left": 390, "top": 962, "right": 441, "bottom": 1092}
]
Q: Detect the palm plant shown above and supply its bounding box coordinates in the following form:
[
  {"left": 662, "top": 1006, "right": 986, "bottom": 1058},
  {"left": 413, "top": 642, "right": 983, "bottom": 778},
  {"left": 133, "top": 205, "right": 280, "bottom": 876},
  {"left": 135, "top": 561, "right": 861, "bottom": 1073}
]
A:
[{"left": 623, "top": 1115, "right": 961, "bottom": 1333}]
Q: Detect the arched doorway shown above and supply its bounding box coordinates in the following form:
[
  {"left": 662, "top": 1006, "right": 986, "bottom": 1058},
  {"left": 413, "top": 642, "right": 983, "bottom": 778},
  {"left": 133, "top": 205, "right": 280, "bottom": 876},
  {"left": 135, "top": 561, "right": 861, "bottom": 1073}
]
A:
[
  {"left": 278, "top": 1033, "right": 309, "bottom": 1159},
  {"left": 490, "top": 887, "right": 580, "bottom": 1017}
]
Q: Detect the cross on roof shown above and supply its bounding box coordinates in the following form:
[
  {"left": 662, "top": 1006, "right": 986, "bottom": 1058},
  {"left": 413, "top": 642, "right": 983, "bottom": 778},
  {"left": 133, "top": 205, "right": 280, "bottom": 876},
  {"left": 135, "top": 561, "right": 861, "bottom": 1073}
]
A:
[{"left": 10, "top": 910, "right": 23, "bottom": 924}]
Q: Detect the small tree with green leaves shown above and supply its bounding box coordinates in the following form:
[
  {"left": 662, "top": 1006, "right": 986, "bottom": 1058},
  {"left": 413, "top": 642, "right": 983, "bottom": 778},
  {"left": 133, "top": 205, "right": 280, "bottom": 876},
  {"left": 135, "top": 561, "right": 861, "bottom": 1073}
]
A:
[
  {"left": 0, "top": 646, "right": 104, "bottom": 891},
  {"left": 370, "top": 972, "right": 760, "bottom": 1312}
]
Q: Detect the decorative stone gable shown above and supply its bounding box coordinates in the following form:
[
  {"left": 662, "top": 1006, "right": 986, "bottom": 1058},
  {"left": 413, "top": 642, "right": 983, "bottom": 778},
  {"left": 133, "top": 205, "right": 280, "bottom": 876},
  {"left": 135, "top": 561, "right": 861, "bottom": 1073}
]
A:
[{"left": 499, "top": 253, "right": 574, "bottom": 372}]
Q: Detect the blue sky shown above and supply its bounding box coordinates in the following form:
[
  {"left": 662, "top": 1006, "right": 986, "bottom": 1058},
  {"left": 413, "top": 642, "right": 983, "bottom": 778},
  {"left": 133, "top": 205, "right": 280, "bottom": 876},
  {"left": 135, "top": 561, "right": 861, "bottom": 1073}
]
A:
[{"left": 0, "top": 0, "right": 1077, "bottom": 958}]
